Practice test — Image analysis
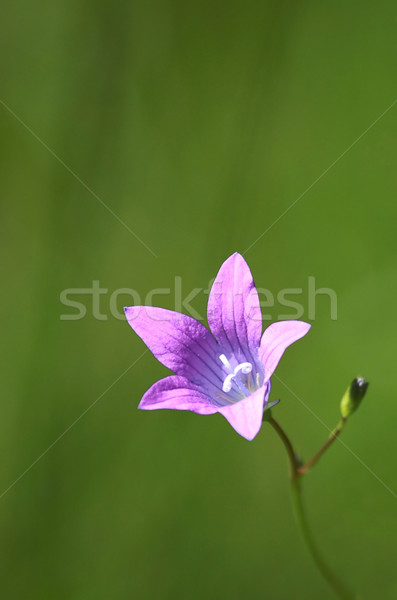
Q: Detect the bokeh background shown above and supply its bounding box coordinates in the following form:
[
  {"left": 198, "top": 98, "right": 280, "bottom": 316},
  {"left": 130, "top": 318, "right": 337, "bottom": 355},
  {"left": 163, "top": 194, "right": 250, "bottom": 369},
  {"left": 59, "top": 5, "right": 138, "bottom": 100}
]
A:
[{"left": 1, "top": 2, "right": 396, "bottom": 598}]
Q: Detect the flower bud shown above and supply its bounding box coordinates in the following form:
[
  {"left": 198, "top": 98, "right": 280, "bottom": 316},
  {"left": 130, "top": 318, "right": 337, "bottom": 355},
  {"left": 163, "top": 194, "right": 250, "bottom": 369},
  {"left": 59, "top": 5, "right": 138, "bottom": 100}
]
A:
[{"left": 340, "top": 377, "right": 369, "bottom": 419}]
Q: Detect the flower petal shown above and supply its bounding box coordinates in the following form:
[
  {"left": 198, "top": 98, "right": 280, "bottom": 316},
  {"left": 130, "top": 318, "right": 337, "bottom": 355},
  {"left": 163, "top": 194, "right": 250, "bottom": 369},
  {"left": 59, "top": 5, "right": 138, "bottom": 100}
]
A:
[
  {"left": 217, "top": 384, "right": 270, "bottom": 441},
  {"left": 259, "top": 320, "right": 311, "bottom": 380},
  {"left": 139, "top": 375, "right": 218, "bottom": 414},
  {"left": 124, "top": 306, "right": 222, "bottom": 392},
  {"left": 207, "top": 253, "right": 262, "bottom": 365}
]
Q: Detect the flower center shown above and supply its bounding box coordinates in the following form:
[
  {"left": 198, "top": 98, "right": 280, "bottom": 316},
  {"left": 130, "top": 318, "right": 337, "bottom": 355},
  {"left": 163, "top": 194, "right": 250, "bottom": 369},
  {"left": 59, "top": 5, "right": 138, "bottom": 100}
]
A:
[{"left": 219, "top": 354, "right": 253, "bottom": 394}]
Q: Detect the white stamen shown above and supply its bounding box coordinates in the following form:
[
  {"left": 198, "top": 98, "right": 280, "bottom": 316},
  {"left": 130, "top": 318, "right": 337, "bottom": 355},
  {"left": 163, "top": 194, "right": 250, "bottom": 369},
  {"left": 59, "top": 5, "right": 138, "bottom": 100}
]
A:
[
  {"left": 219, "top": 355, "right": 253, "bottom": 393},
  {"left": 219, "top": 354, "right": 233, "bottom": 372},
  {"left": 234, "top": 362, "right": 252, "bottom": 376},
  {"left": 222, "top": 374, "right": 235, "bottom": 393}
]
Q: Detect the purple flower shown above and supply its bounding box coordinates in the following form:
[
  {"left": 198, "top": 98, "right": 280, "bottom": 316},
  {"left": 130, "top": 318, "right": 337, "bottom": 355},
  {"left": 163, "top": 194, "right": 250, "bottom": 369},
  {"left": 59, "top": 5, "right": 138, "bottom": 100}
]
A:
[{"left": 124, "top": 253, "right": 310, "bottom": 441}]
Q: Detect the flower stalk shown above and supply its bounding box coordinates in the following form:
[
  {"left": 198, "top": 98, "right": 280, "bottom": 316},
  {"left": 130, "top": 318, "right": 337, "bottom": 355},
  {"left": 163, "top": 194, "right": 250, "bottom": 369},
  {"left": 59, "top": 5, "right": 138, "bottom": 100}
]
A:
[{"left": 267, "top": 415, "right": 357, "bottom": 600}]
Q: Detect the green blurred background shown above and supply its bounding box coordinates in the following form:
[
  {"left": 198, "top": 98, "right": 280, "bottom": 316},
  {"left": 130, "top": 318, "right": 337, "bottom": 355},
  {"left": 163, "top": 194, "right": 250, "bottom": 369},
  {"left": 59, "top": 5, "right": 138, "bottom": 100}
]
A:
[{"left": 1, "top": 1, "right": 396, "bottom": 598}]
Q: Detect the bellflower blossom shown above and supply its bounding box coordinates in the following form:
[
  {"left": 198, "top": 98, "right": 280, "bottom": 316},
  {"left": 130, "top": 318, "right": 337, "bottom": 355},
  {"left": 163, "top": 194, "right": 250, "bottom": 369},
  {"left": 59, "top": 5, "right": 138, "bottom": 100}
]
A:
[{"left": 124, "top": 253, "right": 310, "bottom": 440}]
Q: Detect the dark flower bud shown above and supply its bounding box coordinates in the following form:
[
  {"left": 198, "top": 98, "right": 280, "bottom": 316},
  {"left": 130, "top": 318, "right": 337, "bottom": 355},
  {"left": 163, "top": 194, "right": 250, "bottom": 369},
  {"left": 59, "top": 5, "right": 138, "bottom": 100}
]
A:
[{"left": 340, "top": 377, "right": 369, "bottom": 419}]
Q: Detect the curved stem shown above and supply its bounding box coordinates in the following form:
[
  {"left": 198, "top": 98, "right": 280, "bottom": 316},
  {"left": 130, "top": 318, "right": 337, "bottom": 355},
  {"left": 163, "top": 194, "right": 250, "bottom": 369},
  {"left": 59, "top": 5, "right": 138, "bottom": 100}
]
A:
[
  {"left": 290, "top": 476, "right": 355, "bottom": 599},
  {"left": 268, "top": 417, "right": 356, "bottom": 600},
  {"left": 268, "top": 417, "right": 298, "bottom": 476}
]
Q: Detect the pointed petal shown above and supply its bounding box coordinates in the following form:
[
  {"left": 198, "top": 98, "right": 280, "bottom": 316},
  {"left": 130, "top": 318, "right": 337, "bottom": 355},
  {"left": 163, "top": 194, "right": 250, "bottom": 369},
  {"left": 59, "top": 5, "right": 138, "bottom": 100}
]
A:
[
  {"left": 139, "top": 376, "right": 218, "bottom": 414},
  {"left": 207, "top": 253, "right": 262, "bottom": 364},
  {"left": 124, "top": 306, "right": 222, "bottom": 391},
  {"left": 260, "top": 320, "right": 311, "bottom": 380},
  {"left": 218, "top": 384, "right": 270, "bottom": 441}
]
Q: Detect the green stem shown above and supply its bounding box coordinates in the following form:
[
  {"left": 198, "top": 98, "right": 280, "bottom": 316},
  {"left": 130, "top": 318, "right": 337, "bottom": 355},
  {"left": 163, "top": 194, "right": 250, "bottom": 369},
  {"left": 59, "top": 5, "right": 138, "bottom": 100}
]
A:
[
  {"left": 267, "top": 415, "right": 298, "bottom": 475},
  {"left": 290, "top": 475, "right": 355, "bottom": 599},
  {"left": 268, "top": 417, "right": 356, "bottom": 600},
  {"left": 298, "top": 418, "right": 347, "bottom": 476}
]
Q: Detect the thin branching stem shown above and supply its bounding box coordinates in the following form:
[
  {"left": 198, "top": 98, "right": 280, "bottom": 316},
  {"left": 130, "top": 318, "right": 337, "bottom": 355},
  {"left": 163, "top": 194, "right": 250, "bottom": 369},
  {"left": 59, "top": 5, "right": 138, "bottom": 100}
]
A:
[
  {"left": 267, "top": 416, "right": 357, "bottom": 600},
  {"left": 297, "top": 418, "right": 346, "bottom": 475}
]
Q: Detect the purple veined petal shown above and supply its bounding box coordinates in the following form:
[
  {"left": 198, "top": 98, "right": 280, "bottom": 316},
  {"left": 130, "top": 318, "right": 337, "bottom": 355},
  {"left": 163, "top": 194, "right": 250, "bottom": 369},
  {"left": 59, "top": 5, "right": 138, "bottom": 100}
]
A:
[
  {"left": 218, "top": 384, "right": 270, "bottom": 441},
  {"left": 139, "top": 375, "right": 219, "bottom": 415},
  {"left": 124, "top": 306, "right": 223, "bottom": 392},
  {"left": 259, "top": 320, "right": 311, "bottom": 381},
  {"left": 207, "top": 253, "right": 262, "bottom": 366}
]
